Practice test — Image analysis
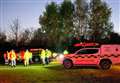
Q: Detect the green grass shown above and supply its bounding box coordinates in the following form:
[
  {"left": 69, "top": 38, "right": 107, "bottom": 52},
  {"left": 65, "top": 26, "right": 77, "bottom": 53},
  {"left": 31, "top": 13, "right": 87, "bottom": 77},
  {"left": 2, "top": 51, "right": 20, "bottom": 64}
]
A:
[{"left": 0, "top": 63, "right": 120, "bottom": 83}]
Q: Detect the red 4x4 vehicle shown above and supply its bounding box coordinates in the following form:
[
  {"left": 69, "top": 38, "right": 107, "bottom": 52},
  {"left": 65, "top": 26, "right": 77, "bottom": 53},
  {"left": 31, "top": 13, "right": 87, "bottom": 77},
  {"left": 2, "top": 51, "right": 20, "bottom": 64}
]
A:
[{"left": 63, "top": 45, "right": 120, "bottom": 70}]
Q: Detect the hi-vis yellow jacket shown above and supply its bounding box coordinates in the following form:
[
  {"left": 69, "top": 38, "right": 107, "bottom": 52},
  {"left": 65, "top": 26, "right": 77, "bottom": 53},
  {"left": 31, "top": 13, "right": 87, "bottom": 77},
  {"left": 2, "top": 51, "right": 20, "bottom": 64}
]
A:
[
  {"left": 24, "top": 50, "right": 30, "bottom": 60},
  {"left": 9, "top": 50, "right": 16, "bottom": 60},
  {"left": 41, "top": 49, "right": 46, "bottom": 58},
  {"left": 46, "top": 50, "right": 52, "bottom": 58}
]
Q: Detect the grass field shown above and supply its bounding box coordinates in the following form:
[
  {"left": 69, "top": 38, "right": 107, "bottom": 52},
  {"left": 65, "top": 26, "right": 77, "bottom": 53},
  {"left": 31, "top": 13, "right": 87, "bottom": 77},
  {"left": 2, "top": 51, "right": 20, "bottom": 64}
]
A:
[{"left": 0, "top": 62, "right": 120, "bottom": 83}]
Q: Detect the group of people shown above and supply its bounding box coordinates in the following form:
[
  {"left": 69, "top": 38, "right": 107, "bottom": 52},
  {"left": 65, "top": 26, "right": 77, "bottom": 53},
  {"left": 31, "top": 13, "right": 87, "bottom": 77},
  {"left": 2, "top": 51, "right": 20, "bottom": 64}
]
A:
[
  {"left": 3, "top": 50, "right": 17, "bottom": 67},
  {"left": 3, "top": 48, "right": 68, "bottom": 67},
  {"left": 40, "top": 49, "right": 52, "bottom": 65},
  {"left": 4, "top": 49, "right": 32, "bottom": 67}
]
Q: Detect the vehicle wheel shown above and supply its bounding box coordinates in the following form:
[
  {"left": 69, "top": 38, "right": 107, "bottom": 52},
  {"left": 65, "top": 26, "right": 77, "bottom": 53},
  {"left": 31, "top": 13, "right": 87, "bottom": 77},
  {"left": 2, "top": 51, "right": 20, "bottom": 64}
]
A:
[
  {"left": 63, "top": 59, "right": 73, "bottom": 69},
  {"left": 100, "top": 60, "right": 111, "bottom": 70},
  {"left": 32, "top": 56, "right": 40, "bottom": 63}
]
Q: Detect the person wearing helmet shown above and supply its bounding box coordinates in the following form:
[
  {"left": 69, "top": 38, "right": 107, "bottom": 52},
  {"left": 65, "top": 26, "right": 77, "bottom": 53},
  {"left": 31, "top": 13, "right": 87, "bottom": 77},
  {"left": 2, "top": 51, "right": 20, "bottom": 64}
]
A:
[
  {"left": 4, "top": 51, "right": 8, "bottom": 65},
  {"left": 10, "top": 49, "right": 16, "bottom": 67},
  {"left": 63, "top": 49, "right": 69, "bottom": 55},
  {"left": 41, "top": 49, "right": 46, "bottom": 65},
  {"left": 45, "top": 49, "right": 52, "bottom": 64},
  {"left": 29, "top": 51, "right": 33, "bottom": 64},
  {"left": 8, "top": 51, "right": 11, "bottom": 66},
  {"left": 24, "top": 50, "right": 30, "bottom": 66}
]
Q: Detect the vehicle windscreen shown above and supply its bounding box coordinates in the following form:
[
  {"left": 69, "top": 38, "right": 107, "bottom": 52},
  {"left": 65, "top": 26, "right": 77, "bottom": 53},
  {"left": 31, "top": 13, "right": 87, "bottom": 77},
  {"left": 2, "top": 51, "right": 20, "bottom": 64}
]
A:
[{"left": 76, "top": 49, "right": 99, "bottom": 54}]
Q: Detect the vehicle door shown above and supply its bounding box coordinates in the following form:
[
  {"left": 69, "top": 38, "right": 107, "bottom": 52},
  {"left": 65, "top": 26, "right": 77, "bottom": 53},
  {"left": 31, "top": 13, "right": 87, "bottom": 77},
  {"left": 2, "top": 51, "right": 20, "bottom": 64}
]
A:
[{"left": 73, "top": 48, "right": 99, "bottom": 65}]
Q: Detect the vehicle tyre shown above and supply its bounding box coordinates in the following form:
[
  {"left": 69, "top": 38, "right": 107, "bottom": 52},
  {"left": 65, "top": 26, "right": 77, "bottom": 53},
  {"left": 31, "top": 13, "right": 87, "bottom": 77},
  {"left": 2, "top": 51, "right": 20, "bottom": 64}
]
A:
[
  {"left": 32, "top": 56, "right": 40, "bottom": 63},
  {"left": 63, "top": 59, "right": 73, "bottom": 69},
  {"left": 100, "top": 60, "right": 111, "bottom": 70}
]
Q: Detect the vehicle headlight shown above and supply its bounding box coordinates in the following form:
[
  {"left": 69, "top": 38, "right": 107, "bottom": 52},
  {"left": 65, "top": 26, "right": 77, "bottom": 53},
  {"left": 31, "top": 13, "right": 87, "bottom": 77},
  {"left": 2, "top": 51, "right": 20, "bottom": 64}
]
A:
[{"left": 59, "top": 54, "right": 64, "bottom": 59}]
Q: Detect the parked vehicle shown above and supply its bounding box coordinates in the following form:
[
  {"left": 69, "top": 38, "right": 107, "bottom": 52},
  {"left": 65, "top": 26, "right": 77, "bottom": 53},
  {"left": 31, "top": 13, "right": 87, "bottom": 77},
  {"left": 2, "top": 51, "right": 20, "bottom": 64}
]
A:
[
  {"left": 63, "top": 45, "right": 120, "bottom": 70},
  {"left": 30, "top": 48, "right": 42, "bottom": 63}
]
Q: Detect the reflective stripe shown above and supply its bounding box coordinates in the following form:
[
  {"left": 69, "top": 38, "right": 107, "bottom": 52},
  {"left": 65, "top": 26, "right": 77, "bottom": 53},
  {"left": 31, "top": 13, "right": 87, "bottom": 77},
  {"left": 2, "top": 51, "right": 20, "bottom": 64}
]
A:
[
  {"left": 73, "top": 54, "right": 120, "bottom": 58},
  {"left": 101, "top": 54, "right": 120, "bottom": 58}
]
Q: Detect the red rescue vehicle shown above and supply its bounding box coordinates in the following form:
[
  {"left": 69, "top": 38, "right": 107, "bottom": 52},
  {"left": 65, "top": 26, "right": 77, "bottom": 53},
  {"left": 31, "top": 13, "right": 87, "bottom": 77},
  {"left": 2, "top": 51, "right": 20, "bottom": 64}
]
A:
[{"left": 63, "top": 44, "right": 120, "bottom": 70}]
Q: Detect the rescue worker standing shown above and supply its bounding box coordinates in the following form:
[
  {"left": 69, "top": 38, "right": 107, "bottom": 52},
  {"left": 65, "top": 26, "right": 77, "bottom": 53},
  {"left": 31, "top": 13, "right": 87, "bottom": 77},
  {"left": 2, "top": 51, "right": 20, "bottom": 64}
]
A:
[
  {"left": 4, "top": 51, "right": 8, "bottom": 64},
  {"left": 63, "top": 49, "right": 69, "bottom": 55},
  {"left": 45, "top": 49, "right": 52, "bottom": 64},
  {"left": 41, "top": 49, "right": 46, "bottom": 65},
  {"left": 29, "top": 51, "right": 33, "bottom": 64},
  {"left": 8, "top": 51, "right": 11, "bottom": 66},
  {"left": 10, "top": 49, "right": 16, "bottom": 67},
  {"left": 24, "top": 50, "right": 30, "bottom": 66}
]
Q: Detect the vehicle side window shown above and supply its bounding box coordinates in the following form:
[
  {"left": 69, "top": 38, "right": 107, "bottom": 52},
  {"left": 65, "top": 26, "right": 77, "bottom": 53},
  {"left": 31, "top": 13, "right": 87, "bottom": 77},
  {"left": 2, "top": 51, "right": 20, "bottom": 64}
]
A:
[{"left": 77, "top": 49, "right": 98, "bottom": 54}]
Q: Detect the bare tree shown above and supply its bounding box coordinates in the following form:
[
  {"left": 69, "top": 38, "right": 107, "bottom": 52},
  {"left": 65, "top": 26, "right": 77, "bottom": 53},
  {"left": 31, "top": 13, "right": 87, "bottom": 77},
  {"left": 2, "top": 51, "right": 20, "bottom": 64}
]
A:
[
  {"left": 9, "top": 18, "right": 20, "bottom": 47},
  {"left": 19, "top": 28, "right": 34, "bottom": 46},
  {"left": 0, "top": 31, "right": 6, "bottom": 42}
]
